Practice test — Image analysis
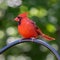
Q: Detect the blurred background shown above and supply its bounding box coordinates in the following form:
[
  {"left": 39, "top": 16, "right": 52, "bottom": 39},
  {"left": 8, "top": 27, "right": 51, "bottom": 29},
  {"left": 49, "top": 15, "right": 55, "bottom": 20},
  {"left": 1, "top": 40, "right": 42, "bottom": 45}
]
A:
[{"left": 0, "top": 0, "right": 60, "bottom": 60}]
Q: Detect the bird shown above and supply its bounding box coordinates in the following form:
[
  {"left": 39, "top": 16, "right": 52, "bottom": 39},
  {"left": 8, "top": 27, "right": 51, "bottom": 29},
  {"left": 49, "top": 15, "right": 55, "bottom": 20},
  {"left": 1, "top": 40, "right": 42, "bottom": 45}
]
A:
[{"left": 14, "top": 12, "right": 55, "bottom": 41}]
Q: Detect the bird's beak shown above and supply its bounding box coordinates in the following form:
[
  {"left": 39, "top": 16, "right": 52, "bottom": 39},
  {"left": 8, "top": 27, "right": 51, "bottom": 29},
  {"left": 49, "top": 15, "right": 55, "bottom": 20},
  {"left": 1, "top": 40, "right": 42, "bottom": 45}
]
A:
[{"left": 14, "top": 17, "right": 19, "bottom": 22}]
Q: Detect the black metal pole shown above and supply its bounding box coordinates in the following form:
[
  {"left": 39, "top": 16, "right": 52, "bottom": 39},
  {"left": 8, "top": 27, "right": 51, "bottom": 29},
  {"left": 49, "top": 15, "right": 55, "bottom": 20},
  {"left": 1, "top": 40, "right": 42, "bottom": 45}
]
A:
[{"left": 0, "top": 38, "right": 60, "bottom": 60}]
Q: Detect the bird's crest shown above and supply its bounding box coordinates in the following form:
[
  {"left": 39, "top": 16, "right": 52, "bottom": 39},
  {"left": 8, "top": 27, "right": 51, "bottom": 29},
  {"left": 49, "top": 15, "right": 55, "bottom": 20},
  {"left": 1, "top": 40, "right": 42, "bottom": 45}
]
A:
[{"left": 18, "top": 12, "right": 28, "bottom": 17}]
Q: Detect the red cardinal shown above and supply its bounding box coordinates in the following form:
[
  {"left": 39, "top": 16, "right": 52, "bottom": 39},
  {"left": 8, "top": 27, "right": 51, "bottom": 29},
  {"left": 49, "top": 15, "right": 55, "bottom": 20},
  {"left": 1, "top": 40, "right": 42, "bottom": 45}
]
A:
[{"left": 14, "top": 12, "right": 55, "bottom": 40}]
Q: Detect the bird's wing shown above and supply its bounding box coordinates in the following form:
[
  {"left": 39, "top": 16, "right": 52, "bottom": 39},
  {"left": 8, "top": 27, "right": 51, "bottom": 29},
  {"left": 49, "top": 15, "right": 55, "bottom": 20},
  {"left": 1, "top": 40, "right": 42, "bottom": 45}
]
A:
[
  {"left": 29, "top": 20, "right": 36, "bottom": 25},
  {"left": 29, "top": 20, "right": 43, "bottom": 35},
  {"left": 29, "top": 19, "right": 38, "bottom": 27}
]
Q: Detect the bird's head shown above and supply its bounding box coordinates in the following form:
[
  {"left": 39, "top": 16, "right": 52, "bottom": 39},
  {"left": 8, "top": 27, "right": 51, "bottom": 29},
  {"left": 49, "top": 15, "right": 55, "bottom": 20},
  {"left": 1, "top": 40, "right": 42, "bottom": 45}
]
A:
[{"left": 14, "top": 12, "right": 28, "bottom": 22}]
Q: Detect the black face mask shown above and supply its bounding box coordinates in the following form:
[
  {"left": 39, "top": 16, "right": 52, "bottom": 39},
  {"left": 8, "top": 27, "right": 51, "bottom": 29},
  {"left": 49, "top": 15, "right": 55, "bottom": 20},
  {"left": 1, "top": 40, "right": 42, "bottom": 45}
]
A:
[{"left": 18, "top": 17, "right": 22, "bottom": 25}]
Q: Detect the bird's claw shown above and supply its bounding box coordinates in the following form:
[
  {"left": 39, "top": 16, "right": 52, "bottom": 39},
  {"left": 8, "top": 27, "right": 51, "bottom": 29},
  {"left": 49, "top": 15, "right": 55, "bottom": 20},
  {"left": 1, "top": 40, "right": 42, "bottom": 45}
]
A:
[{"left": 31, "top": 37, "right": 36, "bottom": 41}]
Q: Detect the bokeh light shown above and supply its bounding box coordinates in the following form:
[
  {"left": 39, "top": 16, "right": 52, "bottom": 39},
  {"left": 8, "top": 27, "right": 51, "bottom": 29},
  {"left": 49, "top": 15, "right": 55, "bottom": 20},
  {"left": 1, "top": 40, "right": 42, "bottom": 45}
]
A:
[
  {"left": 0, "top": 30, "right": 5, "bottom": 39},
  {"left": 48, "top": 16, "right": 57, "bottom": 24},
  {"left": 6, "top": 0, "right": 22, "bottom": 8},
  {"left": 51, "top": 43, "right": 59, "bottom": 51},
  {"left": 6, "top": 27, "right": 17, "bottom": 36},
  {"left": 0, "top": 1, "right": 8, "bottom": 9},
  {"left": 16, "top": 55, "right": 31, "bottom": 60},
  {"left": 0, "top": 9, "right": 5, "bottom": 18},
  {"left": 17, "top": 43, "right": 32, "bottom": 52},
  {"left": 29, "top": 8, "right": 39, "bottom": 16},
  {"left": 38, "top": 8, "right": 48, "bottom": 18},
  {"left": 29, "top": 8, "right": 48, "bottom": 18},
  {"left": 46, "top": 53, "right": 55, "bottom": 60},
  {"left": 46, "top": 24, "right": 56, "bottom": 33},
  {"left": 0, "top": 54, "right": 5, "bottom": 60},
  {"left": 7, "top": 55, "right": 32, "bottom": 60},
  {"left": 7, "top": 55, "right": 16, "bottom": 60},
  {"left": 0, "top": 0, "right": 4, "bottom": 4},
  {"left": 40, "top": 45, "right": 48, "bottom": 52},
  {"left": 6, "top": 37, "right": 20, "bottom": 44}
]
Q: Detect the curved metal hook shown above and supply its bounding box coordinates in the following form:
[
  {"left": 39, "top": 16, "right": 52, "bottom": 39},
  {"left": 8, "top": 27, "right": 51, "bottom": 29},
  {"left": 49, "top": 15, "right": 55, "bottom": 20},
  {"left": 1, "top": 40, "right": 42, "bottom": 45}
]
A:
[{"left": 0, "top": 38, "right": 60, "bottom": 60}]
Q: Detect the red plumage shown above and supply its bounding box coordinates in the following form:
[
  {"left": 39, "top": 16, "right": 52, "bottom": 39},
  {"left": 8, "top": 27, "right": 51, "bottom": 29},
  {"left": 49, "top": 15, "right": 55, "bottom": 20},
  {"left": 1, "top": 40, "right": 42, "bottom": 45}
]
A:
[{"left": 14, "top": 12, "right": 55, "bottom": 40}]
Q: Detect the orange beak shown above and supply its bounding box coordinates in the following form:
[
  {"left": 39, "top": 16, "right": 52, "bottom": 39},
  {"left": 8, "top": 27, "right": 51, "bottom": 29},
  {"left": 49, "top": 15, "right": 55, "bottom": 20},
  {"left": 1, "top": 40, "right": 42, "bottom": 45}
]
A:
[{"left": 14, "top": 17, "right": 19, "bottom": 22}]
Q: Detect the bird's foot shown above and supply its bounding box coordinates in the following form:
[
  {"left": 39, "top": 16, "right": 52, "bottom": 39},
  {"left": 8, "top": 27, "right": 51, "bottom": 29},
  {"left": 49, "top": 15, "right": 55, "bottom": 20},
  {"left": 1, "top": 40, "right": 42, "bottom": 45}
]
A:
[
  {"left": 31, "top": 37, "right": 36, "bottom": 41},
  {"left": 21, "top": 37, "right": 36, "bottom": 41},
  {"left": 21, "top": 38, "right": 31, "bottom": 40}
]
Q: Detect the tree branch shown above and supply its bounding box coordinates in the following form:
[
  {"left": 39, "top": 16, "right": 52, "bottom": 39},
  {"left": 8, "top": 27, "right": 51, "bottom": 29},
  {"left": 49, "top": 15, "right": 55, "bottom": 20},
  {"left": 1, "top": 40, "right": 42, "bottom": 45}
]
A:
[{"left": 0, "top": 38, "right": 60, "bottom": 60}]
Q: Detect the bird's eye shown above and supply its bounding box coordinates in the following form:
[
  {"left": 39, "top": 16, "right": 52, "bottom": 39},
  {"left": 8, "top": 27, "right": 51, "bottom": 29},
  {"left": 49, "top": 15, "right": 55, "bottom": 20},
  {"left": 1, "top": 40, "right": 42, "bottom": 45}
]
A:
[{"left": 18, "top": 17, "right": 22, "bottom": 20}]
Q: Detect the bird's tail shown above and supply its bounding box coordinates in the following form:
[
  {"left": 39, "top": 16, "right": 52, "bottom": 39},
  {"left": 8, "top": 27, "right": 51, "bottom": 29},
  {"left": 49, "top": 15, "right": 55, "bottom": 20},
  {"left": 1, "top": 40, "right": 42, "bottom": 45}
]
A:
[
  {"left": 41, "top": 34, "right": 55, "bottom": 41},
  {"left": 37, "top": 29, "right": 55, "bottom": 41}
]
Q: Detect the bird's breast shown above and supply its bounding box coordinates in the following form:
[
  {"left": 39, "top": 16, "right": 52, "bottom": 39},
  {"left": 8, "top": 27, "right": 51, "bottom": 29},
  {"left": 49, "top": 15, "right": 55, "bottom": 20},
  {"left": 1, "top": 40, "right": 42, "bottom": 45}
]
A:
[{"left": 18, "top": 21, "right": 38, "bottom": 38}]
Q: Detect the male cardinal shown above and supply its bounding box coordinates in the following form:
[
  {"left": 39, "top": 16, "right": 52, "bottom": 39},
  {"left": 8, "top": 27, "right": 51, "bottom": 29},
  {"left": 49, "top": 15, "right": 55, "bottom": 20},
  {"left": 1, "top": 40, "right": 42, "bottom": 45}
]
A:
[{"left": 14, "top": 12, "right": 55, "bottom": 40}]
